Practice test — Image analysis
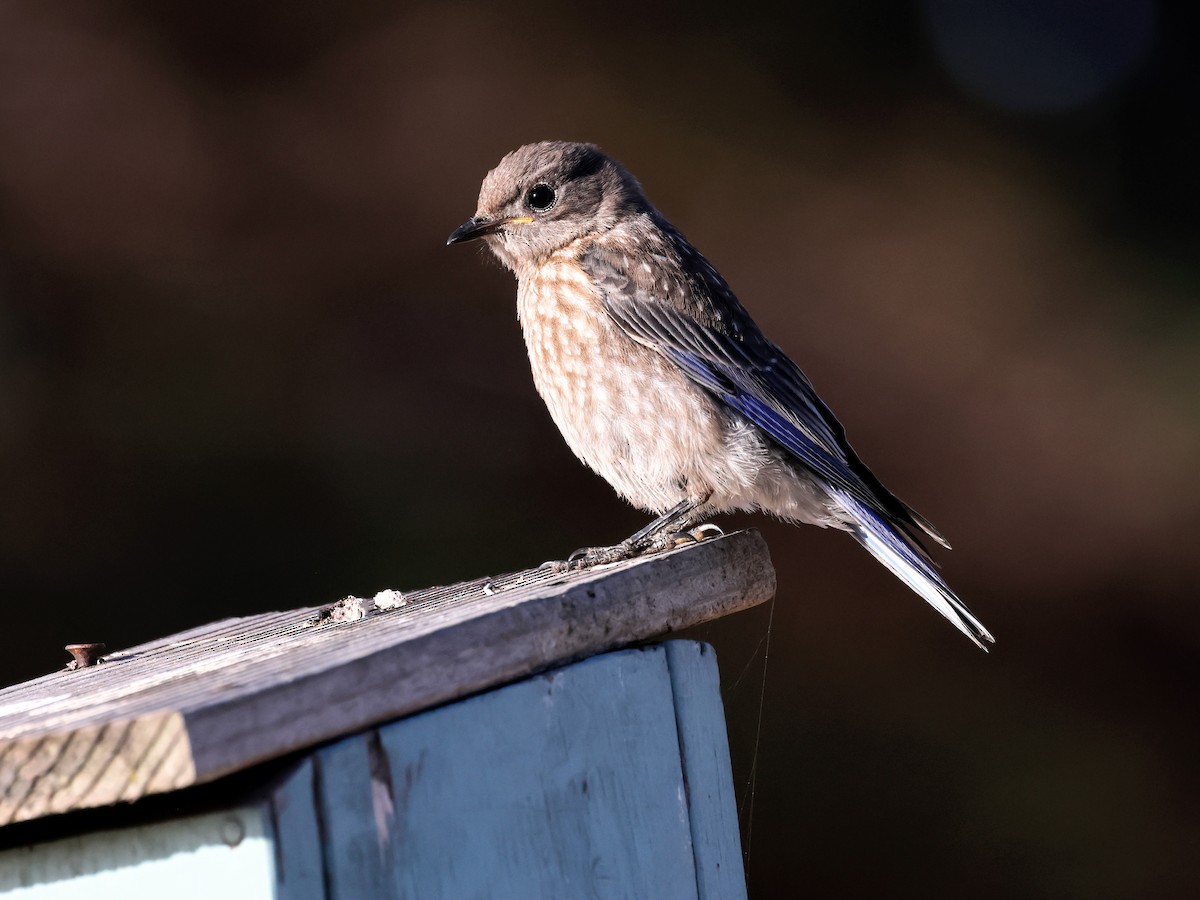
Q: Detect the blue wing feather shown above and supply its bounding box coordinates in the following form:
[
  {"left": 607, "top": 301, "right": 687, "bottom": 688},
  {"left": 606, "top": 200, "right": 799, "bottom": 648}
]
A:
[
  {"left": 665, "top": 348, "right": 871, "bottom": 501},
  {"left": 580, "top": 230, "right": 950, "bottom": 548},
  {"left": 576, "top": 222, "right": 990, "bottom": 645}
]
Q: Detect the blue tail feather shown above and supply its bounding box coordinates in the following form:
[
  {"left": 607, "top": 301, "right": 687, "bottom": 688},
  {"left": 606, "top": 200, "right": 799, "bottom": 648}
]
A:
[{"left": 832, "top": 490, "right": 994, "bottom": 649}]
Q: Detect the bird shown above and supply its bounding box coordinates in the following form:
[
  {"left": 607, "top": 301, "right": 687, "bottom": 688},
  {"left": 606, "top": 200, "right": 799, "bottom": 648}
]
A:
[{"left": 447, "top": 141, "right": 993, "bottom": 649}]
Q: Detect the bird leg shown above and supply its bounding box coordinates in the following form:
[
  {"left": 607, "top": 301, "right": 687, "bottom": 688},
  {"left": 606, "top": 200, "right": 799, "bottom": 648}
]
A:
[
  {"left": 554, "top": 496, "right": 711, "bottom": 572},
  {"left": 626, "top": 497, "right": 702, "bottom": 547}
]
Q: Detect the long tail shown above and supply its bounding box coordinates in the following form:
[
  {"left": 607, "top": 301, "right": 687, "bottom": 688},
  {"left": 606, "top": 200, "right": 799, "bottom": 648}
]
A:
[{"left": 831, "top": 490, "right": 994, "bottom": 650}]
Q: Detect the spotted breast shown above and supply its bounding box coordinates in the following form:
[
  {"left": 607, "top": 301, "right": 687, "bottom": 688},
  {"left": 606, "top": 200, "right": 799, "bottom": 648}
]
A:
[{"left": 515, "top": 251, "right": 741, "bottom": 515}]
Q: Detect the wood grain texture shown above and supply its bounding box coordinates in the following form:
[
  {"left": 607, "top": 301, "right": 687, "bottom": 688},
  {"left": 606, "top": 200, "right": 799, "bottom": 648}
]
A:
[
  {"left": 0, "top": 530, "right": 774, "bottom": 825},
  {"left": 0, "top": 714, "right": 195, "bottom": 827}
]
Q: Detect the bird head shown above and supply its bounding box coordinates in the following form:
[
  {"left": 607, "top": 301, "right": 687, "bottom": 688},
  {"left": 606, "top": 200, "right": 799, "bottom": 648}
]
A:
[{"left": 447, "top": 141, "right": 646, "bottom": 273}]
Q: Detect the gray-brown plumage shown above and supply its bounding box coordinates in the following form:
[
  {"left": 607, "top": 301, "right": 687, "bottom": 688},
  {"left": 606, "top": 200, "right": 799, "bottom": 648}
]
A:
[{"left": 448, "top": 141, "right": 993, "bottom": 648}]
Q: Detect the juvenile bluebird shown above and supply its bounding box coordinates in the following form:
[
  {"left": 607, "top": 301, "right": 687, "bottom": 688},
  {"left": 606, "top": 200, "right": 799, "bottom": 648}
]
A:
[{"left": 447, "top": 141, "right": 993, "bottom": 649}]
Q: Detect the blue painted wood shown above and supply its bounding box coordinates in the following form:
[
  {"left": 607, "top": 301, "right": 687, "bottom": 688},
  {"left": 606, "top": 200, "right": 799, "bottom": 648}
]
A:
[
  {"left": 268, "top": 758, "right": 327, "bottom": 900},
  {"left": 311, "top": 732, "right": 394, "bottom": 898},
  {"left": 665, "top": 641, "right": 749, "bottom": 900},
  {"left": 312, "top": 646, "right": 702, "bottom": 899}
]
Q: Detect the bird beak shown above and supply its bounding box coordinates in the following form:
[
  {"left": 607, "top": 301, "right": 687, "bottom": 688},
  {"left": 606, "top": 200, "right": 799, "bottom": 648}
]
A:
[{"left": 446, "top": 215, "right": 534, "bottom": 245}]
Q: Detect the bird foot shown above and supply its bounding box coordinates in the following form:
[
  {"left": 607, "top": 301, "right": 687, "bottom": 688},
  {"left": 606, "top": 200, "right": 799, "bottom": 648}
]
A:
[
  {"left": 547, "top": 540, "right": 640, "bottom": 574},
  {"left": 546, "top": 523, "right": 724, "bottom": 574}
]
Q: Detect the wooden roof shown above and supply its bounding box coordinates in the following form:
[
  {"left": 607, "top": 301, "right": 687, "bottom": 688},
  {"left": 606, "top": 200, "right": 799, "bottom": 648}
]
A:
[{"left": 0, "top": 531, "right": 774, "bottom": 826}]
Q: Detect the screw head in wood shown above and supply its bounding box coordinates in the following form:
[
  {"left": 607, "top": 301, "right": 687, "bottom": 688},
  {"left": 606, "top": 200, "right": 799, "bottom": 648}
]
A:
[{"left": 65, "top": 642, "right": 106, "bottom": 670}]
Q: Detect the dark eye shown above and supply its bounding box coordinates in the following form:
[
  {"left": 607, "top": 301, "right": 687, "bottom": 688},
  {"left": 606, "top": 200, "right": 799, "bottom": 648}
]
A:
[{"left": 526, "top": 183, "right": 557, "bottom": 212}]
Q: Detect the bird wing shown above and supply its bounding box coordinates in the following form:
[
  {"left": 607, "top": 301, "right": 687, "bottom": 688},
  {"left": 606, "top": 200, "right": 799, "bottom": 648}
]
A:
[
  {"left": 578, "top": 233, "right": 949, "bottom": 548},
  {"left": 579, "top": 230, "right": 994, "bottom": 648}
]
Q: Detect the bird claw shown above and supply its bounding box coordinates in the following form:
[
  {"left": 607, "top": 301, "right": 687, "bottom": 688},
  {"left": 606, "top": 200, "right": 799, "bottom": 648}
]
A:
[
  {"left": 652, "top": 522, "right": 725, "bottom": 550},
  {"left": 686, "top": 523, "right": 724, "bottom": 542}
]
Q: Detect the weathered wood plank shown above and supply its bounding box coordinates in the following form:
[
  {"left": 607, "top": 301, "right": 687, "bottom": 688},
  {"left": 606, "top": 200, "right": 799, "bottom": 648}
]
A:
[
  {"left": 0, "top": 530, "right": 774, "bottom": 825},
  {"left": 0, "top": 715, "right": 195, "bottom": 826},
  {"left": 665, "top": 641, "right": 748, "bottom": 900}
]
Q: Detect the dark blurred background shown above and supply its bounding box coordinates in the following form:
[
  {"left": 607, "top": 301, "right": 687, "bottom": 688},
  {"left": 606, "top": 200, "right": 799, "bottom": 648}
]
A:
[{"left": 2, "top": 0, "right": 1197, "bottom": 895}]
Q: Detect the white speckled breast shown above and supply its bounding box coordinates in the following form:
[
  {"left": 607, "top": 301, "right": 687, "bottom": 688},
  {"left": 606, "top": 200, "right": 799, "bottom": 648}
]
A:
[
  {"left": 515, "top": 254, "right": 714, "bottom": 512},
  {"left": 513, "top": 250, "right": 827, "bottom": 521}
]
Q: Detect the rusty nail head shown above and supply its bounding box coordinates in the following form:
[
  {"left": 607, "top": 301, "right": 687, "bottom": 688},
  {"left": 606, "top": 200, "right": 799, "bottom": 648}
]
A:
[{"left": 65, "top": 643, "right": 106, "bottom": 668}]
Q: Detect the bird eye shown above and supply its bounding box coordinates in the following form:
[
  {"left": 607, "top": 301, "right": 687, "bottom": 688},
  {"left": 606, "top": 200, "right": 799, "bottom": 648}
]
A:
[{"left": 526, "top": 183, "right": 557, "bottom": 212}]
